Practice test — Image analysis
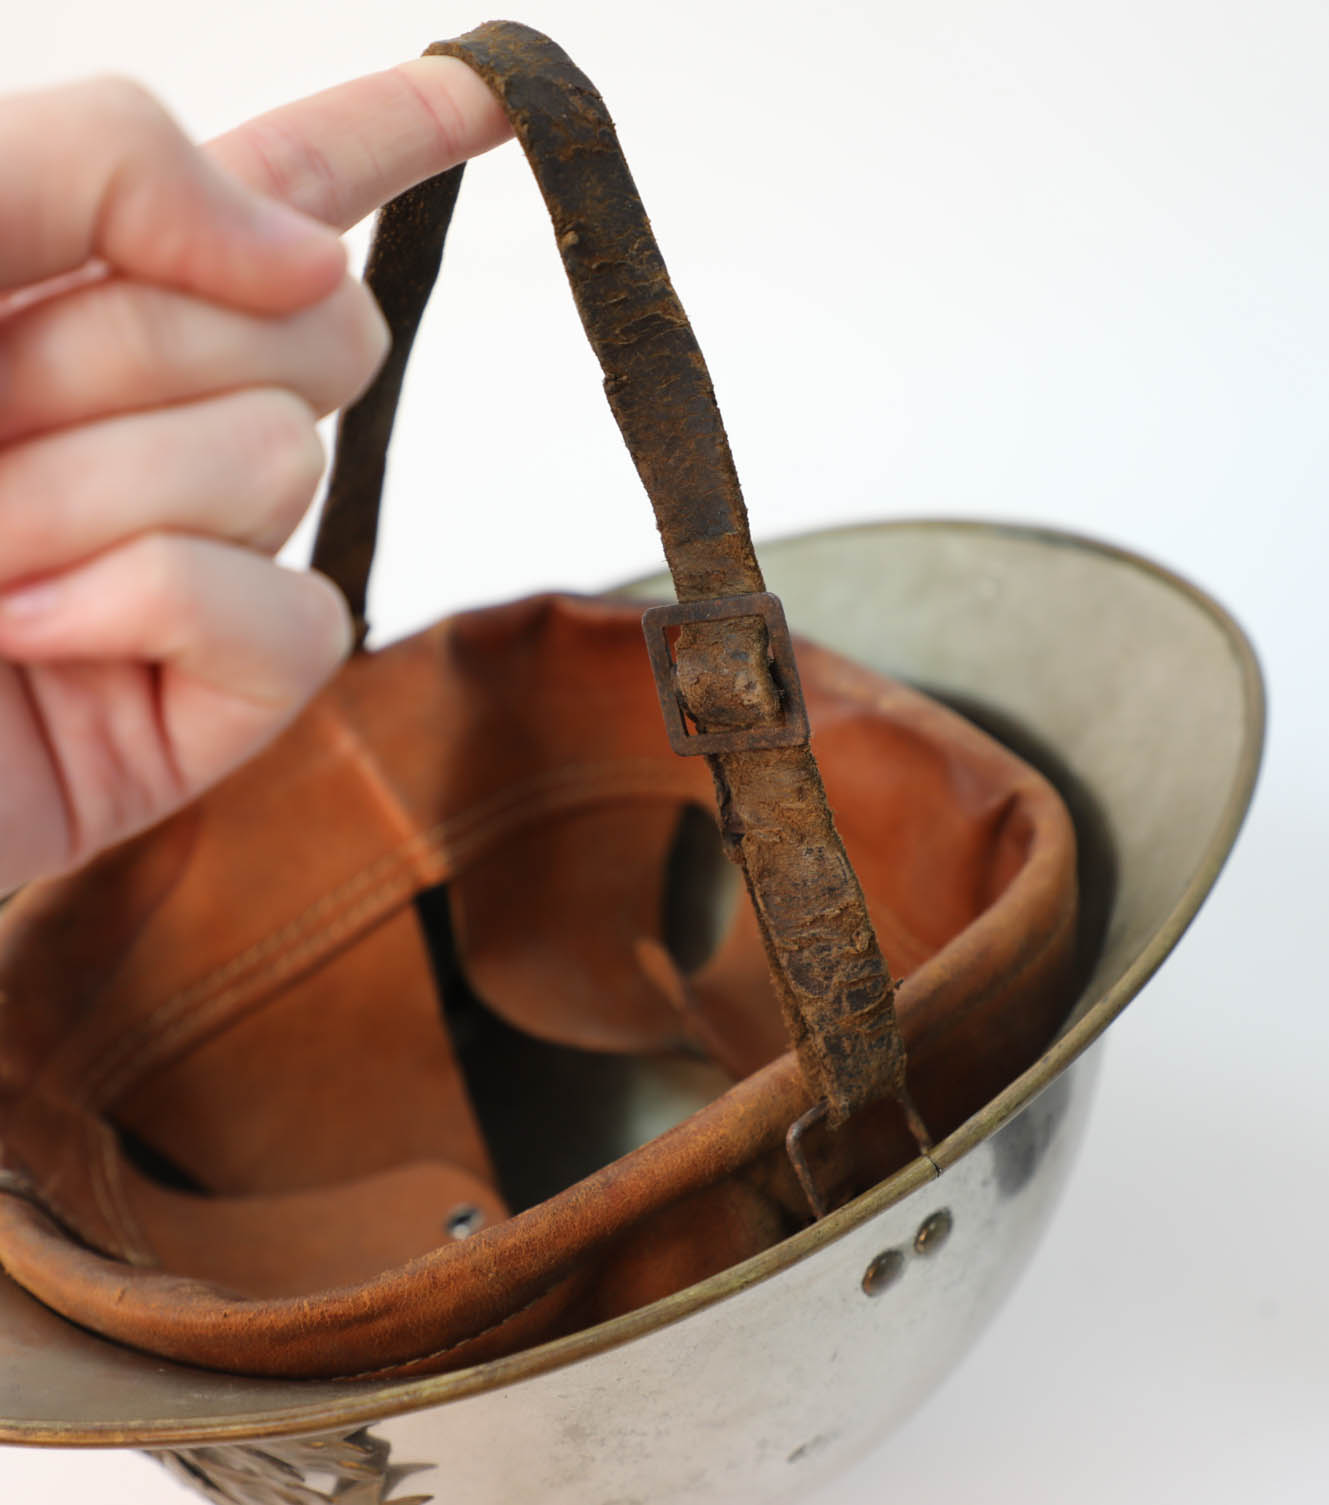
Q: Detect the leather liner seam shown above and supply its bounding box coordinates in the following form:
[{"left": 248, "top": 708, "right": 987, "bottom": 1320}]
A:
[
  {"left": 95, "top": 1122, "right": 154, "bottom": 1267},
  {"left": 334, "top": 1277, "right": 567, "bottom": 1381},
  {"left": 76, "top": 763, "right": 703, "bottom": 1110},
  {"left": 84, "top": 1117, "right": 136, "bottom": 1263},
  {"left": 89, "top": 866, "right": 421, "bottom": 1112}
]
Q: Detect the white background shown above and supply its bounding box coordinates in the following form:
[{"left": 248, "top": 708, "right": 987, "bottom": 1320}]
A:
[{"left": 1, "top": 1, "right": 1326, "bottom": 1501}]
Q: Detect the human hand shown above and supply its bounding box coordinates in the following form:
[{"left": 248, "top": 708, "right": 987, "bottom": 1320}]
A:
[{"left": 0, "top": 59, "right": 510, "bottom": 893}]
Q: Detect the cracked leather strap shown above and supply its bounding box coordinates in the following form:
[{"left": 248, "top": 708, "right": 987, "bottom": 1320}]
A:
[{"left": 312, "top": 20, "right": 927, "bottom": 1140}]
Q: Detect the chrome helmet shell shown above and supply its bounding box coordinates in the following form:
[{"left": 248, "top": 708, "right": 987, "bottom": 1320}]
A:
[{"left": 0, "top": 518, "right": 1262, "bottom": 1504}]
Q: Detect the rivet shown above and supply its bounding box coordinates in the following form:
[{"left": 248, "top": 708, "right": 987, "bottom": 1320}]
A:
[
  {"left": 914, "top": 1208, "right": 953, "bottom": 1255},
  {"left": 445, "top": 1203, "right": 485, "bottom": 1240},
  {"left": 861, "top": 1248, "right": 906, "bottom": 1296}
]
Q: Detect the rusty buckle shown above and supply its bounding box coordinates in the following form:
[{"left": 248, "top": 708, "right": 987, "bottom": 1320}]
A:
[
  {"left": 784, "top": 1100, "right": 832, "bottom": 1220},
  {"left": 641, "top": 592, "right": 811, "bottom": 757}
]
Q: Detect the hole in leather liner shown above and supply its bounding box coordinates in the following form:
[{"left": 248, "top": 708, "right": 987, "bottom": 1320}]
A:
[
  {"left": 660, "top": 804, "right": 741, "bottom": 973},
  {"left": 115, "top": 1124, "right": 209, "bottom": 1196},
  {"left": 104, "top": 708, "right": 1106, "bottom": 1227},
  {"left": 414, "top": 881, "right": 731, "bottom": 1214}
]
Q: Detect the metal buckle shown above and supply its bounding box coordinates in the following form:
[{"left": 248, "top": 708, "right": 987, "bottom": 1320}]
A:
[
  {"left": 785, "top": 1101, "right": 831, "bottom": 1220},
  {"left": 641, "top": 591, "right": 811, "bottom": 757}
]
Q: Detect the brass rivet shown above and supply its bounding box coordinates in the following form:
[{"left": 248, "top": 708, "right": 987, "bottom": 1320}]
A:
[
  {"left": 861, "top": 1248, "right": 906, "bottom": 1296},
  {"left": 914, "top": 1208, "right": 953, "bottom": 1255}
]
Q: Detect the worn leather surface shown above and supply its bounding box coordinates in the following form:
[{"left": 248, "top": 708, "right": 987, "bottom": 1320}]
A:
[
  {"left": 315, "top": 21, "right": 918, "bottom": 1129},
  {"left": 0, "top": 593, "right": 1077, "bottom": 1378}
]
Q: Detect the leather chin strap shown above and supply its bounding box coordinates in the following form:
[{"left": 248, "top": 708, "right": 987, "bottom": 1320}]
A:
[{"left": 312, "top": 20, "right": 928, "bottom": 1141}]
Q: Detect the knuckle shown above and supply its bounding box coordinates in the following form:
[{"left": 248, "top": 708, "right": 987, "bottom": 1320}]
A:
[
  {"left": 126, "top": 533, "right": 202, "bottom": 659},
  {"left": 0, "top": 440, "right": 79, "bottom": 557},
  {"left": 390, "top": 61, "right": 472, "bottom": 163},
  {"left": 296, "top": 276, "right": 390, "bottom": 415},
  {"left": 235, "top": 119, "right": 349, "bottom": 228},
  {"left": 337, "top": 278, "right": 392, "bottom": 396},
  {"left": 131, "top": 531, "right": 184, "bottom": 601},
  {"left": 2, "top": 274, "right": 186, "bottom": 432},
  {"left": 273, "top": 275, "right": 388, "bottom": 418},
  {"left": 134, "top": 534, "right": 202, "bottom": 627},
  {"left": 253, "top": 390, "right": 325, "bottom": 534},
  {"left": 78, "top": 75, "right": 171, "bottom": 136},
  {"left": 299, "top": 569, "right": 354, "bottom": 672},
  {"left": 79, "top": 281, "right": 177, "bottom": 394}
]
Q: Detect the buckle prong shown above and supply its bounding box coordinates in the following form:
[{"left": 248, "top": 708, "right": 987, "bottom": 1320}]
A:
[{"left": 786, "top": 1100, "right": 830, "bottom": 1221}]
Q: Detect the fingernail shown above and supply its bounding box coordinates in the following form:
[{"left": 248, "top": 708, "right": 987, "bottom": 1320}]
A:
[{"left": 0, "top": 580, "right": 62, "bottom": 619}]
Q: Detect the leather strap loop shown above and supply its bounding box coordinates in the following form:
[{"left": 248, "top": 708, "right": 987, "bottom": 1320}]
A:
[
  {"left": 312, "top": 21, "right": 927, "bottom": 1138},
  {"left": 312, "top": 164, "right": 463, "bottom": 646}
]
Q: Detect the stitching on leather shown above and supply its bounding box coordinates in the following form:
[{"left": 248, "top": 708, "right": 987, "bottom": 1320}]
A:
[
  {"left": 312, "top": 701, "right": 437, "bottom": 886},
  {"left": 89, "top": 864, "right": 421, "bottom": 1110},
  {"left": 30, "top": 848, "right": 411, "bottom": 1121},
  {"left": 76, "top": 842, "right": 430, "bottom": 1107},
  {"left": 335, "top": 1278, "right": 568, "bottom": 1381},
  {"left": 76, "top": 759, "right": 692, "bottom": 1103},
  {"left": 79, "top": 761, "right": 702, "bottom": 1109},
  {"left": 426, "top": 758, "right": 690, "bottom": 841},
  {"left": 415, "top": 762, "right": 701, "bottom": 871}
]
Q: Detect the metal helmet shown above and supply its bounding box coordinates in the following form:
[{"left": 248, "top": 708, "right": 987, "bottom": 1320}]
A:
[{"left": 0, "top": 21, "right": 1262, "bottom": 1505}]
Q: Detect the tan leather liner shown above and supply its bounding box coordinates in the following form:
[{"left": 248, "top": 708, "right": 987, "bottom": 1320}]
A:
[{"left": 0, "top": 593, "right": 1076, "bottom": 1378}]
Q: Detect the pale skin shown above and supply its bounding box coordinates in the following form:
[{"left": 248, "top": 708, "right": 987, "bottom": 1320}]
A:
[{"left": 0, "top": 58, "right": 513, "bottom": 894}]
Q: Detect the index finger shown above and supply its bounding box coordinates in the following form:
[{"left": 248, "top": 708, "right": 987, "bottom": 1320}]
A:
[{"left": 206, "top": 56, "right": 513, "bottom": 232}]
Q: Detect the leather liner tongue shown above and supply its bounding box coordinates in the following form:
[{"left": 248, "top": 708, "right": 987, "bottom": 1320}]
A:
[{"left": 129, "top": 1162, "right": 505, "bottom": 1301}]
